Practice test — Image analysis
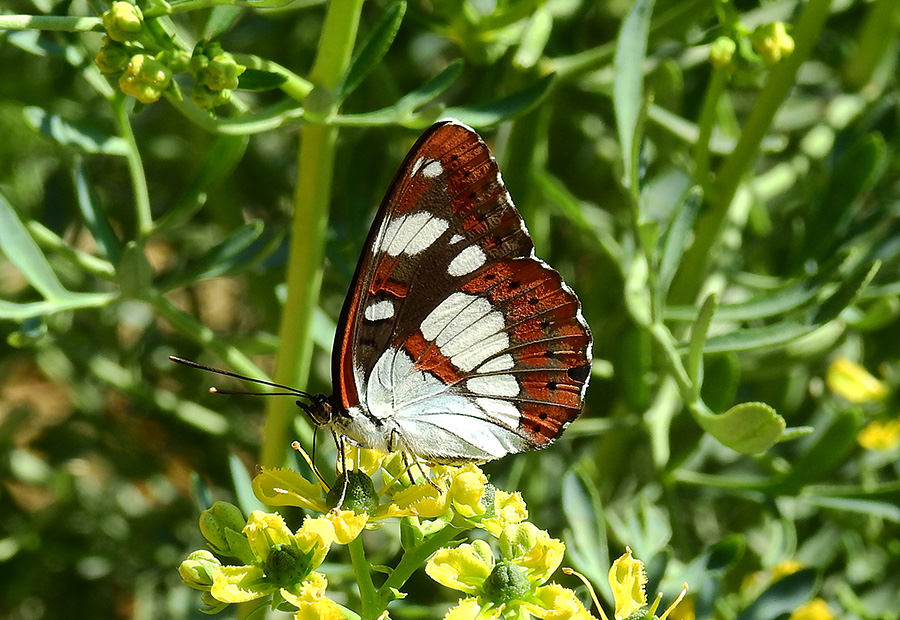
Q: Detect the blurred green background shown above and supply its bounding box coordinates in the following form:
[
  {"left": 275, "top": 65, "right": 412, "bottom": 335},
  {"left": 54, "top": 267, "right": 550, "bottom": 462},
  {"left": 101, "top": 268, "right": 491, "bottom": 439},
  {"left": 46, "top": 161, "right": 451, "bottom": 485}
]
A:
[{"left": 1, "top": 0, "right": 900, "bottom": 618}]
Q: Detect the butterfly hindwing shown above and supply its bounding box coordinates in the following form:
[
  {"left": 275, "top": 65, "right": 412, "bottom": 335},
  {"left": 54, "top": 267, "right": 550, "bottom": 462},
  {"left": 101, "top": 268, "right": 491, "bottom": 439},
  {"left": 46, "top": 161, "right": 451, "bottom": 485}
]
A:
[{"left": 332, "top": 120, "right": 592, "bottom": 462}]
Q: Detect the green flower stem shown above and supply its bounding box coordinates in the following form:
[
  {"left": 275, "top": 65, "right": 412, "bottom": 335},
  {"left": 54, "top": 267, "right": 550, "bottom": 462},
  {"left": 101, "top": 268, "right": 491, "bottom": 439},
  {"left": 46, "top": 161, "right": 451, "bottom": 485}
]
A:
[
  {"left": 111, "top": 95, "right": 153, "bottom": 240},
  {"left": 151, "top": 295, "right": 267, "bottom": 381},
  {"left": 0, "top": 14, "right": 104, "bottom": 31},
  {"left": 347, "top": 536, "right": 378, "bottom": 618},
  {"left": 376, "top": 525, "right": 462, "bottom": 609},
  {"left": 842, "top": 0, "right": 900, "bottom": 90},
  {"left": 670, "top": 0, "right": 833, "bottom": 305},
  {"left": 692, "top": 65, "right": 728, "bottom": 190},
  {"left": 26, "top": 221, "right": 116, "bottom": 279},
  {"left": 232, "top": 54, "right": 315, "bottom": 102},
  {"left": 142, "top": 0, "right": 231, "bottom": 18},
  {"left": 260, "top": 0, "right": 364, "bottom": 470}
]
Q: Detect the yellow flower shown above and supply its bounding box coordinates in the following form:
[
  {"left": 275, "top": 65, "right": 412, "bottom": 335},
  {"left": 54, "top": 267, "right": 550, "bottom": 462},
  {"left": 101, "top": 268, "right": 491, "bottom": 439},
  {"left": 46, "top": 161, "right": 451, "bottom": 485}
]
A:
[
  {"left": 482, "top": 490, "right": 528, "bottom": 536},
  {"left": 501, "top": 523, "right": 565, "bottom": 582},
  {"left": 858, "top": 419, "right": 900, "bottom": 450},
  {"left": 281, "top": 574, "right": 345, "bottom": 620},
  {"left": 788, "top": 599, "right": 835, "bottom": 620},
  {"left": 610, "top": 547, "right": 647, "bottom": 620},
  {"left": 524, "top": 583, "right": 595, "bottom": 620},
  {"left": 443, "top": 597, "right": 499, "bottom": 620},
  {"left": 772, "top": 560, "right": 803, "bottom": 581},
  {"left": 826, "top": 358, "right": 887, "bottom": 403},
  {"left": 210, "top": 565, "right": 270, "bottom": 603},
  {"left": 426, "top": 540, "right": 495, "bottom": 595},
  {"left": 448, "top": 464, "right": 488, "bottom": 518}
]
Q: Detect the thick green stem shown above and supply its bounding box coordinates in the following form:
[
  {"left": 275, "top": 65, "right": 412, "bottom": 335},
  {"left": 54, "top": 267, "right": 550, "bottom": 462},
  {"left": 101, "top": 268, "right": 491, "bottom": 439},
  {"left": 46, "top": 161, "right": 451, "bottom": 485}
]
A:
[
  {"left": 669, "top": 0, "right": 833, "bottom": 304},
  {"left": 348, "top": 536, "right": 378, "bottom": 619},
  {"left": 376, "top": 525, "right": 462, "bottom": 605},
  {"left": 260, "top": 0, "right": 365, "bottom": 470}
]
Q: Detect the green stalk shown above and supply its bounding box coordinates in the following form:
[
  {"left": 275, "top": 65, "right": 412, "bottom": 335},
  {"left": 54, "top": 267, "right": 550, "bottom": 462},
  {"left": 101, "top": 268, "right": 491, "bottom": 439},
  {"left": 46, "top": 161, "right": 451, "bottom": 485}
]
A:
[
  {"left": 376, "top": 525, "right": 462, "bottom": 605},
  {"left": 669, "top": 0, "right": 833, "bottom": 304},
  {"left": 692, "top": 65, "right": 728, "bottom": 190},
  {"left": 112, "top": 95, "right": 154, "bottom": 240},
  {"left": 347, "top": 536, "right": 378, "bottom": 618},
  {"left": 0, "top": 14, "right": 104, "bottom": 31},
  {"left": 260, "top": 0, "right": 365, "bottom": 470}
]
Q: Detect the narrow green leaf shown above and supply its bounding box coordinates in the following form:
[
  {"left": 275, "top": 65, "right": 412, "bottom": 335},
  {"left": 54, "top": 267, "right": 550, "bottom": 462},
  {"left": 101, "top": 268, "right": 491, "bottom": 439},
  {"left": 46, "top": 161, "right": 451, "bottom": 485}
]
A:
[
  {"left": 700, "top": 322, "right": 820, "bottom": 353},
  {"left": 72, "top": 157, "right": 121, "bottom": 264},
  {"left": 614, "top": 0, "right": 655, "bottom": 189},
  {"left": 230, "top": 0, "right": 295, "bottom": 7},
  {"left": 339, "top": 2, "right": 406, "bottom": 100},
  {"left": 735, "top": 569, "right": 818, "bottom": 620},
  {"left": 666, "top": 251, "right": 851, "bottom": 322},
  {"left": 23, "top": 106, "right": 128, "bottom": 156},
  {"left": 687, "top": 293, "right": 718, "bottom": 393},
  {"left": 117, "top": 242, "right": 154, "bottom": 299},
  {"left": 203, "top": 5, "right": 242, "bottom": 40},
  {"left": 799, "top": 496, "right": 900, "bottom": 522},
  {"left": 813, "top": 260, "right": 880, "bottom": 323},
  {"left": 443, "top": 75, "right": 556, "bottom": 127},
  {"left": 809, "top": 133, "right": 886, "bottom": 257},
  {"left": 562, "top": 470, "right": 608, "bottom": 588},
  {"left": 229, "top": 454, "right": 268, "bottom": 516},
  {"left": 394, "top": 60, "right": 463, "bottom": 113},
  {"left": 238, "top": 69, "right": 288, "bottom": 91},
  {"left": 0, "top": 294, "right": 118, "bottom": 320},
  {"left": 157, "top": 135, "right": 248, "bottom": 231},
  {"left": 694, "top": 401, "right": 785, "bottom": 454},
  {"left": 657, "top": 187, "right": 701, "bottom": 305},
  {"left": 624, "top": 254, "right": 652, "bottom": 327},
  {"left": 0, "top": 191, "right": 68, "bottom": 300},
  {"left": 159, "top": 222, "right": 274, "bottom": 291}
]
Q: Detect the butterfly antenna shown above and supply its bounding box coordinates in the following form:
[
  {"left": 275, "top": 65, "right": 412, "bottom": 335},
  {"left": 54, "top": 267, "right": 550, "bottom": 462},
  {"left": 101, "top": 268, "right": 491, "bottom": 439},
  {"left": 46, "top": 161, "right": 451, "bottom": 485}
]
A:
[{"left": 169, "top": 356, "right": 314, "bottom": 399}]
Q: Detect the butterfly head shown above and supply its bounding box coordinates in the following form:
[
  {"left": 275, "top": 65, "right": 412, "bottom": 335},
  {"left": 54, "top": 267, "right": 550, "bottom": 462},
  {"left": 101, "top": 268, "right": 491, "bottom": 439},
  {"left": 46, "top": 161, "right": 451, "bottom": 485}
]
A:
[{"left": 296, "top": 393, "right": 334, "bottom": 427}]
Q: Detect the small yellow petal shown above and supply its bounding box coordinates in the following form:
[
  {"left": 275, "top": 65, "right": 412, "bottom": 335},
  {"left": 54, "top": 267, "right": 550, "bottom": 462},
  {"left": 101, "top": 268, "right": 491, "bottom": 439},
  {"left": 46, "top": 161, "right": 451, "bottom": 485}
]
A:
[
  {"left": 858, "top": 419, "right": 900, "bottom": 451},
  {"left": 386, "top": 481, "right": 450, "bottom": 519},
  {"left": 826, "top": 358, "right": 887, "bottom": 403},
  {"left": 281, "top": 574, "right": 345, "bottom": 620},
  {"left": 449, "top": 464, "right": 488, "bottom": 518},
  {"left": 426, "top": 541, "right": 494, "bottom": 594},
  {"left": 209, "top": 565, "right": 271, "bottom": 603},
  {"left": 327, "top": 509, "right": 368, "bottom": 544},
  {"left": 244, "top": 511, "right": 292, "bottom": 563},
  {"left": 525, "top": 584, "right": 596, "bottom": 620},
  {"left": 253, "top": 467, "right": 331, "bottom": 513},
  {"left": 609, "top": 548, "right": 647, "bottom": 620},
  {"left": 772, "top": 560, "right": 803, "bottom": 581},
  {"left": 501, "top": 523, "right": 565, "bottom": 583},
  {"left": 482, "top": 491, "right": 528, "bottom": 536},
  {"left": 343, "top": 446, "right": 387, "bottom": 475},
  {"left": 443, "top": 597, "right": 499, "bottom": 620},
  {"left": 788, "top": 599, "right": 835, "bottom": 620}
]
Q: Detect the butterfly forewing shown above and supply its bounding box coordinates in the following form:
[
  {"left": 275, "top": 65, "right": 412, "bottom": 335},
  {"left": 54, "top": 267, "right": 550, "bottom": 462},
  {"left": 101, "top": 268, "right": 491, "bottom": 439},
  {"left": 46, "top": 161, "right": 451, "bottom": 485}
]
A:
[{"left": 333, "top": 120, "right": 591, "bottom": 462}]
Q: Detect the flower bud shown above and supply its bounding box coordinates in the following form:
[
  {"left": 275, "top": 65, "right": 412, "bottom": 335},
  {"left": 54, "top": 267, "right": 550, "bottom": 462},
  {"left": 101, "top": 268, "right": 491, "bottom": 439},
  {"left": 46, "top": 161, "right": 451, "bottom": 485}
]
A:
[
  {"left": 118, "top": 54, "right": 172, "bottom": 104},
  {"left": 483, "top": 559, "right": 530, "bottom": 602},
  {"left": 192, "top": 83, "right": 233, "bottom": 110},
  {"left": 199, "top": 501, "right": 246, "bottom": 555},
  {"left": 328, "top": 470, "right": 378, "bottom": 516},
  {"left": 102, "top": 1, "right": 143, "bottom": 43},
  {"left": 204, "top": 53, "right": 245, "bottom": 91},
  {"left": 709, "top": 36, "right": 736, "bottom": 68},
  {"left": 94, "top": 36, "right": 131, "bottom": 74},
  {"left": 751, "top": 22, "right": 794, "bottom": 65},
  {"left": 178, "top": 550, "right": 221, "bottom": 590},
  {"left": 826, "top": 358, "right": 887, "bottom": 403}
]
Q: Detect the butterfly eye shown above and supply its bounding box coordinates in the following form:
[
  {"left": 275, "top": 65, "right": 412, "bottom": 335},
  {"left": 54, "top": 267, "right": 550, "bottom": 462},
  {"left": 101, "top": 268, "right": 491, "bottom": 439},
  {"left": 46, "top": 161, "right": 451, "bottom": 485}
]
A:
[{"left": 298, "top": 395, "right": 333, "bottom": 426}]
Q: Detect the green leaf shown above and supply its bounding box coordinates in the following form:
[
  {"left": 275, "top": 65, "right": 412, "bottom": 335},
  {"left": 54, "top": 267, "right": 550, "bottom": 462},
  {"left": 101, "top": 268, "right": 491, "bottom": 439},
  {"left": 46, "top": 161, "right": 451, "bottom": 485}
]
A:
[
  {"left": 657, "top": 187, "right": 701, "bottom": 305},
  {"left": 808, "top": 132, "right": 886, "bottom": 258},
  {"left": 72, "top": 157, "right": 121, "bottom": 263},
  {"left": 23, "top": 106, "right": 128, "bottom": 156},
  {"left": 694, "top": 401, "right": 785, "bottom": 454},
  {"left": 666, "top": 251, "right": 851, "bottom": 322},
  {"left": 735, "top": 569, "right": 818, "bottom": 620},
  {"left": 157, "top": 134, "right": 248, "bottom": 231},
  {"left": 229, "top": 453, "right": 267, "bottom": 516},
  {"left": 562, "top": 470, "right": 608, "bottom": 589},
  {"left": 614, "top": 0, "right": 655, "bottom": 189},
  {"left": 700, "top": 321, "right": 822, "bottom": 354},
  {"left": 687, "top": 293, "right": 718, "bottom": 393},
  {"left": 237, "top": 68, "right": 288, "bottom": 91},
  {"left": 813, "top": 260, "right": 880, "bottom": 323},
  {"left": 203, "top": 5, "right": 242, "bottom": 40},
  {"left": 624, "top": 254, "right": 652, "bottom": 327},
  {"left": 158, "top": 222, "right": 282, "bottom": 291},
  {"left": 339, "top": 2, "right": 406, "bottom": 100},
  {"left": 394, "top": 60, "right": 463, "bottom": 114},
  {"left": 0, "top": 191, "right": 68, "bottom": 300},
  {"left": 117, "top": 242, "right": 154, "bottom": 299},
  {"left": 444, "top": 75, "right": 555, "bottom": 127}
]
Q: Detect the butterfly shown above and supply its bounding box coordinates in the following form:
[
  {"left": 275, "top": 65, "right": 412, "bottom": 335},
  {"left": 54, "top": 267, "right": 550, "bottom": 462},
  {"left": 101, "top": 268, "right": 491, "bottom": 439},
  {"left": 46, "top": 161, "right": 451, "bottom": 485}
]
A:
[{"left": 175, "top": 119, "right": 592, "bottom": 464}]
